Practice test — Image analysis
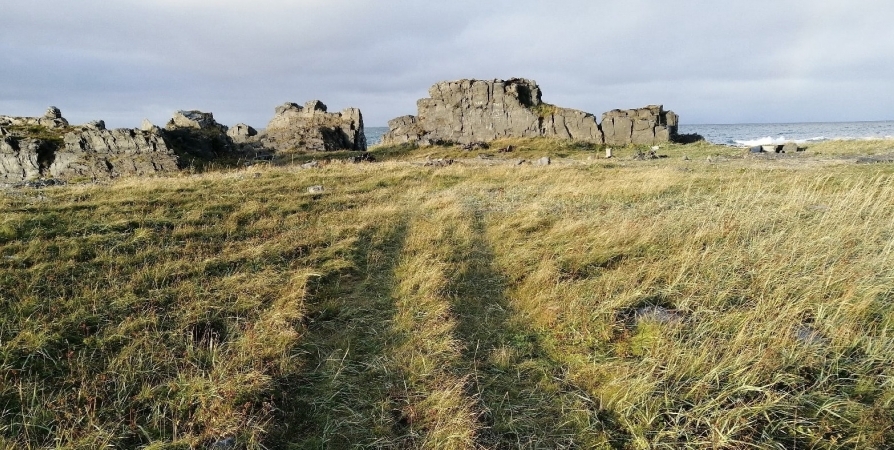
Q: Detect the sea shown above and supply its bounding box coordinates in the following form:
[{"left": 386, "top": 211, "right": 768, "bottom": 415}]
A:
[{"left": 364, "top": 121, "right": 894, "bottom": 148}]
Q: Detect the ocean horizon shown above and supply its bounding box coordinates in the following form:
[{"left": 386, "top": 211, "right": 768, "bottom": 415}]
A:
[{"left": 365, "top": 120, "right": 894, "bottom": 147}]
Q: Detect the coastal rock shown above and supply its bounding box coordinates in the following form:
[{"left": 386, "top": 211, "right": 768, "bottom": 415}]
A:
[
  {"left": 381, "top": 78, "right": 678, "bottom": 147},
  {"left": 381, "top": 115, "right": 424, "bottom": 145},
  {"left": 261, "top": 100, "right": 366, "bottom": 152},
  {"left": 382, "top": 78, "right": 603, "bottom": 146},
  {"left": 602, "top": 106, "right": 678, "bottom": 146},
  {"left": 782, "top": 142, "right": 799, "bottom": 153},
  {"left": 49, "top": 128, "right": 179, "bottom": 180},
  {"left": 0, "top": 137, "right": 44, "bottom": 182}
]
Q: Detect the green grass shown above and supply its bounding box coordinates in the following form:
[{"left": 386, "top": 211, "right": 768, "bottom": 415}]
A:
[{"left": 2, "top": 139, "right": 894, "bottom": 448}]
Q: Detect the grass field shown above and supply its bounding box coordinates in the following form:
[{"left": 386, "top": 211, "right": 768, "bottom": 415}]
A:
[{"left": 2, "top": 139, "right": 894, "bottom": 448}]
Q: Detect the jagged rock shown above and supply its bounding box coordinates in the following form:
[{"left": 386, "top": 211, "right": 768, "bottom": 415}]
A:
[
  {"left": 162, "top": 110, "right": 233, "bottom": 158},
  {"left": 140, "top": 119, "right": 159, "bottom": 132},
  {"left": 44, "top": 106, "right": 62, "bottom": 119},
  {"left": 167, "top": 110, "right": 225, "bottom": 131},
  {"left": 261, "top": 101, "right": 366, "bottom": 152},
  {"left": 0, "top": 137, "right": 44, "bottom": 182},
  {"left": 381, "top": 115, "right": 424, "bottom": 145},
  {"left": 0, "top": 107, "right": 70, "bottom": 130},
  {"left": 381, "top": 79, "right": 680, "bottom": 147},
  {"left": 49, "top": 128, "right": 178, "bottom": 180},
  {"left": 382, "top": 78, "right": 603, "bottom": 146},
  {"left": 226, "top": 123, "right": 257, "bottom": 143},
  {"left": 83, "top": 120, "right": 106, "bottom": 131},
  {"left": 602, "top": 106, "right": 677, "bottom": 146},
  {"left": 304, "top": 100, "right": 327, "bottom": 112}
]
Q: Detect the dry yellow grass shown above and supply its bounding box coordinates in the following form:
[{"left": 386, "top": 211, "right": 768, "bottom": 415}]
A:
[{"left": 2, "top": 139, "right": 894, "bottom": 448}]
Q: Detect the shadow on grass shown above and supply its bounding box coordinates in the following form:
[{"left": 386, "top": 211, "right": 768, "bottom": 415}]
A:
[
  {"left": 265, "top": 219, "right": 410, "bottom": 448},
  {"left": 449, "top": 212, "right": 631, "bottom": 449}
]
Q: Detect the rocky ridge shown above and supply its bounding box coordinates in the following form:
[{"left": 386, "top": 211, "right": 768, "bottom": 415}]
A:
[
  {"left": 381, "top": 78, "right": 678, "bottom": 147},
  {"left": 0, "top": 101, "right": 366, "bottom": 184}
]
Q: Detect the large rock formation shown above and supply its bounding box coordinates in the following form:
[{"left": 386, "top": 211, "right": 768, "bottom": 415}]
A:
[
  {"left": 260, "top": 100, "right": 366, "bottom": 152},
  {"left": 50, "top": 128, "right": 178, "bottom": 180},
  {"left": 382, "top": 78, "right": 603, "bottom": 146},
  {"left": 602, "top": 106, "right": 678, "bottom": 146},
  {"left": 0, "top": 108, "right": 179, "bottom": 183},
  {"left": 381, "top": 78, "right": 679, "bottom": 147},
  {"left": 0, "top": 99, "right": 369, "bottom": 184}
]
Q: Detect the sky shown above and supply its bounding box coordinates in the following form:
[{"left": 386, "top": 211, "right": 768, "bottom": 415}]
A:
[{"left": 2, "top": 0, "right": 893, "bottom": 128}]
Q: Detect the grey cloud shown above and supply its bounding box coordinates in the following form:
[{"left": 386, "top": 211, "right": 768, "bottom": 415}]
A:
[{"left": 1, "top": 0, "right": 893, "bottom": 128}]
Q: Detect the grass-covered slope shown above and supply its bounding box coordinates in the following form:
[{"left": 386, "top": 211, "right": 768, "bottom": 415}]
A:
[{"left": 2, "top": 140, "right": 894, "bottom": 448}]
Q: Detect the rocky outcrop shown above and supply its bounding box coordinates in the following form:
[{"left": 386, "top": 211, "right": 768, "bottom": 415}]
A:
[
  {"left": 381, "top": 78, "right": 679, "bottom": 147},
  {"left": 1, "top": 99, "right": 369, "bottom": 184},
  {"left": 260, "top": 100, "right": 366, "bottom": 152},
  {"left": 49, "top": 128, "right": 178, "bottom": 180},
  {"left": 167, "top": 110, "right": 225, "bottom": 131},
  {"left": 382, "top": 79, "right": 603, "bottom": 146},
  {"left": 162, "top": 110, "right": 233, "bottom": 159},
  {"left": 601, "top": 106, "right": 678, "bottom": 146},
  {"left": 0, "top": 106, "right": 70, "bottom": 130},
  {"left": 0, "top": 107, "right": 180, "bottom": 183},
  {"left": 227, "top": 123, "right": 257, "bottom": 143},
  {"left": 0, "top": 137, "right": 45, "bottom": 182}
]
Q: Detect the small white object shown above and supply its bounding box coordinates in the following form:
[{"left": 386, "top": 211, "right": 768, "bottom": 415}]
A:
[
  {"left": 605, "top": 148, "right": 613, "bottom": 158},
  {"left": 308, "top": 185, "right": 324, "bottom": 194}
]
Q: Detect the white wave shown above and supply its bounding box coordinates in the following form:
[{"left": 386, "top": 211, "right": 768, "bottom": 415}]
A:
[{"left": 734, "top": 136, "right": 819, "bottom": 147}]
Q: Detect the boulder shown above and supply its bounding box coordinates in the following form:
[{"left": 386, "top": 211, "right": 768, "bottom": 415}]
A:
[
  {"left": 83, "top": 120, "right": 106, "bottom": 131},
  {"left": 261, "top": 101, "right": 366, "bottom": 152},
  {"left": 39, "top": 106, "right": 69, "bottom": 129},
  {"left": 226, "top": 123, "right": 258, "bottom": 143},
  {"left": 782, "top": 142, "right": 799, "bottom": 153},
  {"left": 49, "top": 128, "right": 179, "bottom": 180},
  {"left": 44, "top": 106, "right": 62, "bottom": 119}
]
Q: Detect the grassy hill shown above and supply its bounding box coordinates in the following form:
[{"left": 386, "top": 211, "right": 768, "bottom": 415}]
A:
[{"left": 2, "top": 139, "right": 894, "bottom": 449}]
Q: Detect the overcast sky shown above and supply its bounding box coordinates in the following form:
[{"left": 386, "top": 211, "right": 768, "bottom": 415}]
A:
[{"left": 2, "top": 0, "right": 892, "bottom": 128}]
